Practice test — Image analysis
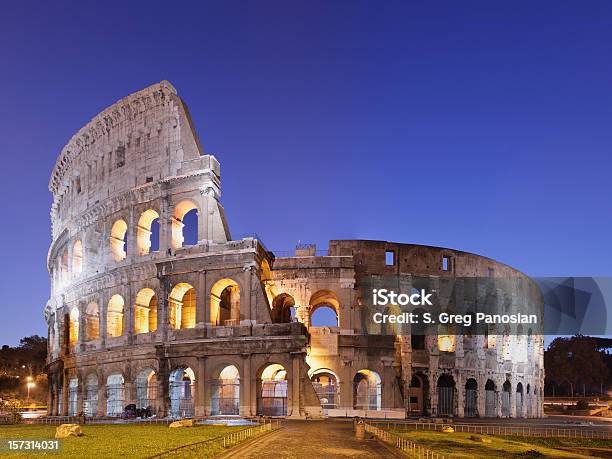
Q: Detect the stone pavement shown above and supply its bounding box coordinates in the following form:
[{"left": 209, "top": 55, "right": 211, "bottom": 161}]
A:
[{"left": 219, "top": 419, "right": 404, "bottom": 458}]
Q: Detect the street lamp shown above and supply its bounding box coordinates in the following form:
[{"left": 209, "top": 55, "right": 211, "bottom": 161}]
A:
[{"left": 26, "top": 382, "right": 35, "bottom": 399}]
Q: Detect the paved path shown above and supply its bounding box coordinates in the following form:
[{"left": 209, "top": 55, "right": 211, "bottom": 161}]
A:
[{"left": 220, "top": 419, "right": 403, "bottom": 458}]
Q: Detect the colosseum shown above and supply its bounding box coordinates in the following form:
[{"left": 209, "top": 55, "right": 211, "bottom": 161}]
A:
[{"left": 45, "top": 81, "right": 544, "bottom": 420}]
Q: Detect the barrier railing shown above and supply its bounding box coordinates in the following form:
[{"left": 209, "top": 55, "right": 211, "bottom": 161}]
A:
[
  {"left": 148, "top": 419, "right": 281, "bottom": 458},
  {"left": 365, "top": 422, "right": 446, "bottom": 458},
  {"left": 371, "top": 421, "right": 612, "bottom": 440}
]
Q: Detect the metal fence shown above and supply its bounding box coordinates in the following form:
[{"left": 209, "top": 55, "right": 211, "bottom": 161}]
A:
[
  {"left": 147, "top": 420, "right": 280, "bottom": 458},
  {"left": 372, "top": 421, "right": 612, "bottom": 440},
  {"left": 465, "top": 389, "right": 477, "bottom": 417},
  {"left": 365, "top": 422, "right": 446, "bottom": 458}
]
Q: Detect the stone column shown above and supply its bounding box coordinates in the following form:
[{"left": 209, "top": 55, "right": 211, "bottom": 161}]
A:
[
  {"left": 126, "top": 284, "right": 135, "bottom": 345},
  {"left": 241, "top": 355, "right": 252, "bottom": 416},
  {"left": 456, "top": 374, "right": 464, "bottom": 417},
  {"left": 196, "top": 357, "right": 207, "bottom": 416},
  {"left": 196, "top": 271, "right": 206, "bottom": 326},
  {"left": 288, "top": 354, "right": 302, "bottom": 418}
]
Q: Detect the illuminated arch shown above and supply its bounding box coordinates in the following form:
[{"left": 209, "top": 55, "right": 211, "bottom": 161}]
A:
[
  {"left": 211, "top": 365, "right": 240, "bottom": 415},
  {"left": 309, "top": 290, "right": 340, "bottom": 327},
  {"left": 84, "top": 302, "right": 99, "bottom": 341},
  {"left": 68, "top": 307, "right": 79, "bottom": 348},
  {"left": 136, "top": 209, "right": 160, "bottom": 255},
  {"left": 171, "top": 200, "right": 199, "bottom": 248},
  {"left": 210, "top": 278, "right": 240, "bottom": 326},
  {"left": 72, "top": 240, "right": 83, "bottom": 277},
  {"left": 258, "top": 363, "right": 288, "bottom": 416},
  {"left": 169, "top": 367, "right": 195, "bottom": 418},
  {"left": 353, "top": 369, "right": 381, "bottom": 411},
  {"left": 169, "top": 283, "right": 196, "bottom": 329},
  {"left": 271, "top": 293, "right": 295, "bottom": 323},
  {"left": 310, "top": 368, "right": 339, "bottom": 409},
  {"left": 110, "top": 219, "right": 128, "bottom": 262},
  {"left": 107, "top": 294, "right": 124, "bottom": 337},
  {"left": 134, "top": 288, "right": 157, "bottom": 334}
]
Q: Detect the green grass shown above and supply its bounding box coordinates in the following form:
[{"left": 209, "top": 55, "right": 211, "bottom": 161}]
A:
[
  {"left": 391, "top": 429, "right": 610, "bottom": 458},
  {"left": 0, "top": 424, "right": 244, "bottom": 458}
]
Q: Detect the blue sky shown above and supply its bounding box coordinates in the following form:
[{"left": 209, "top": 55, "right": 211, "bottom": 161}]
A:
[{"left": 0, "top": 1, "right": 610, "bottom": 346}]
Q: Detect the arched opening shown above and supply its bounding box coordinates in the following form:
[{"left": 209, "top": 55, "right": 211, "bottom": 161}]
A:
[
  {"left": 437, "top": 319, "right": 456, "bottom": 352},
  {"left": 516, "top": 382, "right": 524, "bottom": 418},
  {"left": 72, "top": 240, "right": 83, "bottom": 277},
  {"left": 502, "top": 380, "right": 512, "bottom": 417},
  {"left": 211, "top": 365, "right": 240, "bottom": 415},
  {"left": 257, "top": 364, "right": 288, "bottom": 416},
  {"left": 271, "top": 293, "right": 295, "bottom": 323},
  {"left": 353, "top": 370, "right": 382, "bottom": 411},
  {"left": 437, "top": 374, "right": 455, "bottom": 416},
  {"left": 172, "top": 200, "right": 199, "bottom": 248},
  {"left": 107, "top": 295, "right": 124, "bottom": 337},
  {"left": 526, "top": 383, "right": 532, "bottom": 417},
  {"left": 408, "top": 373, "right": 428, "bottom": 415},
  {"left": 136, "top": 209, "right": 160, "bottom": 255},
  {"left": 309, "top": 290, "right": 340, "bottom": 327},
  {"left": 110, "top": 219, "right": 128, "bottom": 262},
  {"left": 134, "top": 288, "right": 157, "bottom": 334},
  {"left": 310, "top": 369, "right": 339, "bottom": 410},
  {"left": 465, "top": 378, "right": 478, "bottom": 417},
  {"left": 106, "top": 373, "right": 125, "bottom": 417},
  {"left": 68, "top": 377, "right": 78, "bottom": 416},
  {"left": 68, "top": 307, "right": 79, "bottom": 349},
  {"left": 210, "top": 279, "right": 240, "bottom": 326},
  {"left": 169, "top": 283, "right": 196, "bottom": 330},
  {"left": 411, "top": 308, "right": 426, "bottom": 350},
  {"left": 136, "top": 368, "right": 157, "bottom": 412},
  {"left": 85, "top": 302, "right": 99, "bottom": 341},
  {"left": 60, "top": 250, "right": 69, "bottom": 285},
  {"left": 169, "top": 367, "right": 195, "bottom": 418},
  {"left": 485, "top": 379, "right": 497, "bottom": 417},
  {"left": 310, "top": 305, "right": 338, "bottom": 327},
  {"left": 83, "top": 373, "right": 98, "bottom": 417}
]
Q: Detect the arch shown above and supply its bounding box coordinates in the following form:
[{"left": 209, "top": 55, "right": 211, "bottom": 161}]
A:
[
  {"left": 68, "top": 307, "right": 79, "bottom": 349},
  {"left": 169, "top": 283, "right": 196, "bottom": 329},
  {"left": 83, "top": 373, "right": 98, "bottom": 417},
  {"left": 60, "top": 250, "right": 69, "bottom": 285},
  {"left": 85, "top": 302, "right": 99, "bottom": 341},
  {"left": 310, "top": 368, "right": 339, "bottom": 410},
  {"left": 106, "top": 373, "right": 125, "bottom": 417},
  {"left": 465, "top": 378, "right": 478, "bottom": 417},
  {"left": 408, "top": 372, "right": 429, "bottom": 415},
  {"left": 516, "top": 382, "right": 524, "bottom": 417},
  {"left": 309, "top": 290, "right": 340, "bottom": 327},
  {"left": 172, "top": 200, "right": 199, "bottom": 248},
  {"left": 134, "top": 288, "right": 157, "bottom": 334},
  {"left": 210, "top": 278, "right": 240, "bottom": 326},
  {"left": 169, "top": 367, "right": 195, "bottom": 418},
  {"left": 310, "top": 305, "right": 338, "bottom": 327},
  {"left": 211, "top": 365, "right": 240, "bottom": 415},
  {"left": 437, "top": 374, "right": 455, "bottom": 416},
  {"left": 353, "top": 369, "right": 382, "bottom": 411},
  {"left": 257, "top": 363, "right": 288, "bottom": 416},
  {"left": 411, "top": 308, "right": 427, "bottom": 350},
  {"left": 437, "top": 316, "right": 456, "bottom": 352},
  {"left": 485, "top": 379, "right": 497, "bottom": 417},
  {"left": 110, "top": 219, "right": 128, "bottom": 262},
  {"left": 136, "top": 368, "right": 157, "bottom": 411},
  {"left": 107, "top": 294, "right": 124, "bottom": 337},
  {"left": 502, "top": 380, "right": 512, "bottom": 417},
  {"left": 136, "top": 209, "right": 160, "bottom": 255},
  {"left": 271, "top": 293, "right": 295, "bottom": 323},
  {"left": 68, "top": 377, "right": 78, "bottom": 416},
  {"left": 72, "top": 240, "right": 83, "bottom": 277}
]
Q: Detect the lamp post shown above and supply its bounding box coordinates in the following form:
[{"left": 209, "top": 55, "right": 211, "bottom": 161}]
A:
[{"left": 26, "top": 376, "right": 35, "bottom": 400}]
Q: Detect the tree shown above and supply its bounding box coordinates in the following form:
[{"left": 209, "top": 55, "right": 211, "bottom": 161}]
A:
[{"left": 545, "top": 335, "right": 611, "bottom": 396}]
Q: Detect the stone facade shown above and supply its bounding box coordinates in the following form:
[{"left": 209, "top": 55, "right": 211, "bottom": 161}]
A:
[{"left": 45, "top": 81, "right": 544, "bottom": 419}]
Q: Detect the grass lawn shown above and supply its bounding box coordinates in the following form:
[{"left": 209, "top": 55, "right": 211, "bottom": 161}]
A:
[
  {"left": 0, "top": 424, "right": 244, "bottom": 458},
  {"left": 392, "top": 429, "right": 612, "bottom": 458}
]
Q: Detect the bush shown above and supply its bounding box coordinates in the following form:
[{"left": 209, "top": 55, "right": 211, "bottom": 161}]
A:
[
  {"left": 0, "top": 399, "right": 23, "bottom": 424},
  {"left": 575, "top": 399, "right": 589, "bottom": 410}
]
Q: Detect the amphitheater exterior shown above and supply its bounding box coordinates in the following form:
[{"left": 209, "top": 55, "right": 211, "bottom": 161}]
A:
[{"left": 45, "top": 81, "right": 545, "bottom": 419}]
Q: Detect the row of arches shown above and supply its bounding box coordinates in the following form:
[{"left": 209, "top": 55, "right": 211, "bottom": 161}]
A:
[
  {"left": 54, "top": 200, "right": 201, "bottom": 288},
  {"left": 110, "top": 200, "right": 199, "bottom": 262},
  {"left": 407, "top": 373, "right": 541, "bottom": 418},
  {"left": 58, "top": 363, "right": 284, "bottom": 418},
  {"left": 270, "top": 291, "right": 340, "bottom": 327},
  {"left": 66, "top": 279, "right": 241, "bottom": 346}
]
